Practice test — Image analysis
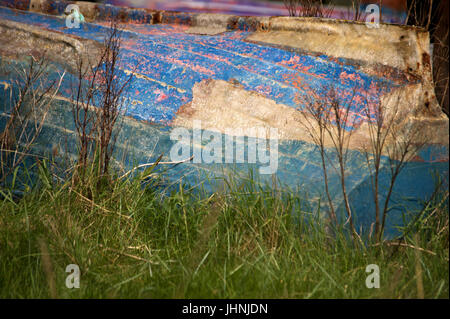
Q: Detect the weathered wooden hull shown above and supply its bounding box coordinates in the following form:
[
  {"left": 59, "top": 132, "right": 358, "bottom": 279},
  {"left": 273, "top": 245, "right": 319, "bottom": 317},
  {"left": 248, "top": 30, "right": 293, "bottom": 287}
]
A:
[{"left": 0, "top": 1, "right": 448, "bottom": 237}]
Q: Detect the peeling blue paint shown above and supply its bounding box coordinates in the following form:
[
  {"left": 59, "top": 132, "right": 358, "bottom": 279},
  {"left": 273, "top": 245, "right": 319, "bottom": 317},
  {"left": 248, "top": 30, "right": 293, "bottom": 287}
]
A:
[
  {"left": 0, "top": 4, "right": 448, "bottom": 238},
  {"left": 0, "top": 6, "right": 402, "bottom": 127}
]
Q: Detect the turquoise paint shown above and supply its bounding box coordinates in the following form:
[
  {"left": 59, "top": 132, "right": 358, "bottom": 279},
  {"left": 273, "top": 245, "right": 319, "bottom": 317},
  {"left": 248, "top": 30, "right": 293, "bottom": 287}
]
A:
[{"left": 0, "top": 5, "right": 448, "bottom": 238}]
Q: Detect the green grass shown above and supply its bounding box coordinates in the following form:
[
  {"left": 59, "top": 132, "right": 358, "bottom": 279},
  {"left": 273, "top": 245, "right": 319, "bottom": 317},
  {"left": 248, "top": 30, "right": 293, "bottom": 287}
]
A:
[{"left": 0, "top": 162, "right": 448, "bottom": 299}]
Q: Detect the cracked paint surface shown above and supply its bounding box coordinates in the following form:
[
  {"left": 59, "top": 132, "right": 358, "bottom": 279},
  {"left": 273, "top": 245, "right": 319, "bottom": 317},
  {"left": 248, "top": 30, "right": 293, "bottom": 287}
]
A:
[
  {"left": 0, "top": 4, "right": 448, "bottom": 237},
  {"left": 0, "top": 6, "right": 406, "bottom": 127}
]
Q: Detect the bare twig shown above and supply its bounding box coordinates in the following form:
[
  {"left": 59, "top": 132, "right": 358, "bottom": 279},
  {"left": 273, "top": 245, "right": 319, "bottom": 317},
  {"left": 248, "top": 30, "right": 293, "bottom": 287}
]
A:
[
  {"left": 284, "top": 0, "right": 334, "bottom": 18},
  {"left": 371, "top": 241, "right": 436, "bottom": 256},
  {"left": 296, "top": 84, "right": 359, "bottom": 238},
  {"left": 119, "top": 155, "right": 194, "bottom": 180},
  {"left": 71, "top": 19, "right": 137, "bottom": 188},
  {"left": 0, "top": 53, "right": 65, "bottom": 185}
]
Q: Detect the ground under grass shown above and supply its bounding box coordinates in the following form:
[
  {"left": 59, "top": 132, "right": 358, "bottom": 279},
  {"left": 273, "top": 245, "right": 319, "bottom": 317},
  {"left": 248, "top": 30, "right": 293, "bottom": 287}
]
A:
[{"left": 0, "top": 164, "right": 448, "bottom": 298}]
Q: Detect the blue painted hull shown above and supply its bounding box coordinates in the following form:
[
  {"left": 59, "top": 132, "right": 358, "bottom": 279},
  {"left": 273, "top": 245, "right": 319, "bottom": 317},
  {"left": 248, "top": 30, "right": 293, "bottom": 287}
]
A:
[{"left": 0, "top": 4, "right": 448, "bottom": 238}]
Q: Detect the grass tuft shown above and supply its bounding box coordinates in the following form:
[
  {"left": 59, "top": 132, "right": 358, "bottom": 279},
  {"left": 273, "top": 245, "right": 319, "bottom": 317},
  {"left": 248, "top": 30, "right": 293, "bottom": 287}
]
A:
[{"left": 0, "top": 162, "right": 448, "bottom": 298}]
